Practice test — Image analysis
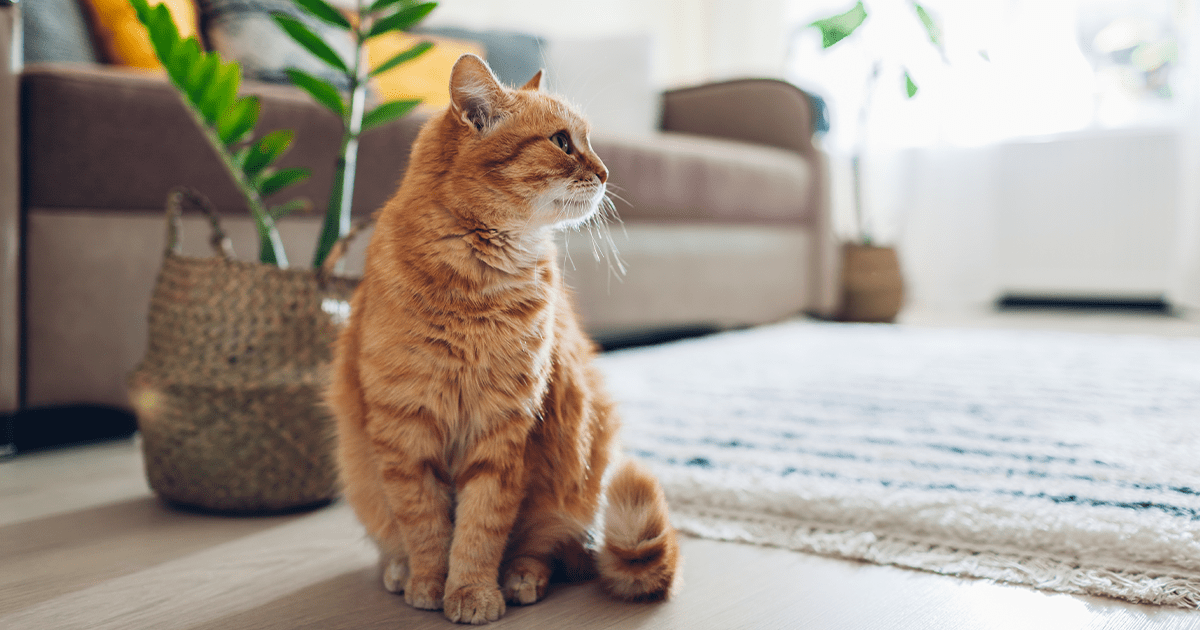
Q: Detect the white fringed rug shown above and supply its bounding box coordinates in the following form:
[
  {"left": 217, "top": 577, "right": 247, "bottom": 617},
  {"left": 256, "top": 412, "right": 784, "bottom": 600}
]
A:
[{"left": 597, "top": 321, "right": 1200, "bottom": 608}]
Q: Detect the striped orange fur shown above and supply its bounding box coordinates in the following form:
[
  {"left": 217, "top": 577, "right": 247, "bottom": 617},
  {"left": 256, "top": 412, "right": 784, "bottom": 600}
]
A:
[{"left": 326, "top": 54, "right": 679, "bottom": 625}]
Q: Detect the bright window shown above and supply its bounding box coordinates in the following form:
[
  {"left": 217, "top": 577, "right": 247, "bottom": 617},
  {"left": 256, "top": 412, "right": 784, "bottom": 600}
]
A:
[{"left": 786, "top": 0, "right": 1190, "bottom": 150}]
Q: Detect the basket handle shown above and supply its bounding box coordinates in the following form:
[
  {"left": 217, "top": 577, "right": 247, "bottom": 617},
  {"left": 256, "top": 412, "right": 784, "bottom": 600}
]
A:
[
  {"left": 317, "top": 217, "right": 374, "bottom": 280},
  {"left": 165, "top": 188, "right": 236, "bottom": 261}
]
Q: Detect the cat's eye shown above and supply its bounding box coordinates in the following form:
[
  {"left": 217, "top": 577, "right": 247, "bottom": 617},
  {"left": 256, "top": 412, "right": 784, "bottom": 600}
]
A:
[{"left": 550, "top": 131, "right": 573, "bottom": 155}]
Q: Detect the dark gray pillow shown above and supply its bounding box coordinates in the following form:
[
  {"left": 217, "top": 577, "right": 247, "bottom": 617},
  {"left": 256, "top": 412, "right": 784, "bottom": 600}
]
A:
[
  {"left": 22, "top": 0, "right": 101, "bottom": 64},
  {"left": 413, "top": 26, "right": 544, "bottom": 89},
  {"left": 199, "top": 0, "right": 353, "bottom": 90}
]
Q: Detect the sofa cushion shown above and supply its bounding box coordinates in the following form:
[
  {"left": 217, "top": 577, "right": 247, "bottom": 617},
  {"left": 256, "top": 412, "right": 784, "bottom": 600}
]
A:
[
  {"left": 21, "top": 63, "right": 426, "bottom": 218},
  {"left": 367, "top": 32, "right": 484, "bottom": 110},
  {"left": 81, "top": 0, "right": 200, "bottom": 68},
  {"left": 413, "top": 26, "right": 543, "bottom": 89},
  {"left": 199, "top": 0, "right": 354, "bottom": 90},
  {"left": 22, "top": 0, "right": 101, "bottom": 64},
  {"left": 593, "top": 133, "right": 815, "bottom": 226}
]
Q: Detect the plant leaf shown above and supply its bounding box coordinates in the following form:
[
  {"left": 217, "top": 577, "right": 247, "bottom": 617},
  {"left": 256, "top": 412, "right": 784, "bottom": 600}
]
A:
[
  {"left": 362, "top": 99, "right": 420, "bottom": 132},
  {"left": 259, "top": 167, "right": 312, "bottom": 197},
  {"left": 185, "top": 53, "right": 222, "bottom": 122},
  {"left": 200, "top": 61, "right": 240, "bottom": 126},
  {"left": 244, "top": 129, "right": 296, "bottom": 177},
  {"left": 367, "top": 2, "right": 437, "bottom": 39},
  {"left": 913, "top": 4, "right": 941, "bottom": 47},
  {"left": 271, "top": 13, "right": 349, "bottom": 72},
  {"left": 166, "top": 36, "right": 201, "bottom": 88},
  {"left": 128, "top": 0, "right": 151, "bottom": 23},
  {"left": 269, "top": 198, "right": 313, "bottom": 220},
  {"left": 293, "top": 0, "right": 351, "bottom": 30},
  {"left": 367, "top": 0, "right": 412, "bottom": 14},
  {"left": 370, "top": 40, "right": 434, "bottom": 77},
  {"left": 810, "top": 1, "right": 867, "bottom": 49},
  {"left": 144, "top": 3, "right": 178, "bottom": 63},
  {"left": 219, "top": 96, "right": 261, "bottom": 146},
  {"left": 904, "top": 69, "right": 919, "bottom": 98},
  {"left": 285, "top": 68, "right": 347, "bottom": 118}
]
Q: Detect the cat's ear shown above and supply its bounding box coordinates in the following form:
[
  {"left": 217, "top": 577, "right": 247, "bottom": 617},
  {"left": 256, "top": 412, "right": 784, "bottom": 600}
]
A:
[
  {"left": 521, "top": 69, "right": 544, "bottom": 91},
  {"left": 450, "top": 54, "right": 506, "bottom": 132}
]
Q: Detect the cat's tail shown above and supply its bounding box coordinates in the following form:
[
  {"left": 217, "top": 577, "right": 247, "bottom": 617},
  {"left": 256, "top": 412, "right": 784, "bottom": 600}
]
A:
[{"left": 597, "top": 459, "right": 680, "bottom": 601}]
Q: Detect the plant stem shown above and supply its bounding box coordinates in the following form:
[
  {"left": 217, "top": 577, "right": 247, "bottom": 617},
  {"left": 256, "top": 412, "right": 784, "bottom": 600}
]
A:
[
  {"left": 178, "top": 94, "right": 288, "bottom": 267},
  {"left": 312, "top": 0, "right": 368, "bottom": 269},
  {"left": 853, "top": 60, "right": 881, "bottom": 246}
]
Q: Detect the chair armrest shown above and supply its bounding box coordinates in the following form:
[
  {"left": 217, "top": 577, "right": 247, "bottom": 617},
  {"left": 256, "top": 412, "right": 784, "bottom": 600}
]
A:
[{"left": 660, "top": 79, "right": 820, "bottom": 159}]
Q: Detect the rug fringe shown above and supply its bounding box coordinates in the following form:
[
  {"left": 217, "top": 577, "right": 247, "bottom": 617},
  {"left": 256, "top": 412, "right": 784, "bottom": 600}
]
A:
[{"left": 672, "top": 507, "right": 1200, "bottom": 609}]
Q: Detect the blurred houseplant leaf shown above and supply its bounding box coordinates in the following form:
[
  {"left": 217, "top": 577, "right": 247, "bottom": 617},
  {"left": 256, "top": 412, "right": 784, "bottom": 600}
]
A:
[
  {"left": 272, "top": 0, "right": 437, "bottom": 268},
  {"left": 131, "top": 0, "right": 311, "bottom": 266}
]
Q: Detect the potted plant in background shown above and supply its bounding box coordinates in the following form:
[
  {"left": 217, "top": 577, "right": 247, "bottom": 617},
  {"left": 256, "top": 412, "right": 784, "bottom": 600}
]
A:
[
  {"left": 807, "top": 0, "right": 947, "bottom": 323},
  {"left": 269, "top": 0, "right": 435, "bottom": 269},
  {"left": 125, "top": 0, "right": 434, "bottom": 512}
]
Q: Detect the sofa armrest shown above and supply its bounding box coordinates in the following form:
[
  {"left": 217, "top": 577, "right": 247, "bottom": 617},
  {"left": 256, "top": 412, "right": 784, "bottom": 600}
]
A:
[
  {"left": 660, "top": 79, "right": 820, "bottom": 160},
  {"left": 2, "top": 0, "right": 21, "bottom": 416},
  {"left": 660, "top": 78, "right": 839, "bottom": 318}
]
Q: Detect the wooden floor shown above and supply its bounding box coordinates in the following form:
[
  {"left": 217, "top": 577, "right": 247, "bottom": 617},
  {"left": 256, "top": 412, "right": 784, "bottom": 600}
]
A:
[{"left": 4, "top": 309, "right": 1200, "bottom": 630}]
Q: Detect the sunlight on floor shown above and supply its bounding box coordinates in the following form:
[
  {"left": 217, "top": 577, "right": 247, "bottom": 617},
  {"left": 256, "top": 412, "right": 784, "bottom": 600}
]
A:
[{"left": 950, "top": 581, "right": 1095, "bottom": 630}]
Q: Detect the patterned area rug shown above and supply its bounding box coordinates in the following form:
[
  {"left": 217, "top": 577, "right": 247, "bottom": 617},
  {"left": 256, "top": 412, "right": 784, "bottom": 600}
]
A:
[{"left": 597, "top": 321, "right": 1200, "bottom": 608}]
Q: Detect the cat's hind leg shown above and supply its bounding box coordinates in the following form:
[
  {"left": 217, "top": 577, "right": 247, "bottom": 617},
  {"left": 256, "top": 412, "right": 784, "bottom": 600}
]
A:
[
  {"left": 382, "top": 552, "right": 410, "bottom": 593},
  {"left": 501, "top": 513, "right": 591, "bottom": 605},
  {"left": 501, "top": 555, "right": 551, "bottom": 605}
]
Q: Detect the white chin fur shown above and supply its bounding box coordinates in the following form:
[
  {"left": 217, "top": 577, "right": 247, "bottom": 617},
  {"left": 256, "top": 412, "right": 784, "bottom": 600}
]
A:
[
  {"left": 551, "top": 199, "right": 600, "bottom": 229},
  {"left": 536, "top": 185, "right": 605, "bottom": 230}
]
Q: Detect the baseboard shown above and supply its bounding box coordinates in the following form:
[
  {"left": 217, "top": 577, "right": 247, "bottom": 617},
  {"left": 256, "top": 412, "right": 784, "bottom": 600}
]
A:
[
  {"left": 996, "top": 294, "right": 1171, "bottom": 313},
  {"left": 593, "top": 325, "right": 723, "bottom": 352},
  {"left": 1, "top": 405, "right": 137, "bottom": 455}
]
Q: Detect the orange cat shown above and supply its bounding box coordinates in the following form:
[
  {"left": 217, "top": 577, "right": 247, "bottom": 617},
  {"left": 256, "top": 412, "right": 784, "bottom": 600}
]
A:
[{"left": 326, "top": 54, "right": 679, "bottom": 624}]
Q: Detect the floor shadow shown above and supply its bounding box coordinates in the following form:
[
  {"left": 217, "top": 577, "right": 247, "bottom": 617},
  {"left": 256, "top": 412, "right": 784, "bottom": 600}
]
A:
[
  {"left": 1, "top": 495, "right": 317, "bottom": 614},
  {"left": 193, "top": 567, "right": 670, "bottom": 630}
]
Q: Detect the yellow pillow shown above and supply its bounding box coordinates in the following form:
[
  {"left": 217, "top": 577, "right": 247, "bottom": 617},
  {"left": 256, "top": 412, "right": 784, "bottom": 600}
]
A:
[
  {"left": 368, "top": 33, "right": 485, "bottom": 110},
  {"left": 84, "top": 0, "right": 201, "bottom": 68}
]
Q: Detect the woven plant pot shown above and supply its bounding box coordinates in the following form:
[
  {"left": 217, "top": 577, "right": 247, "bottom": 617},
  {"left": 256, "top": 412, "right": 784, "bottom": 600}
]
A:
[
  {"left": 838, "top": 243, "right": 904, "bottom": 323},
  {"left": 128, "top": 190, "right": 358, "bottom": 513}
]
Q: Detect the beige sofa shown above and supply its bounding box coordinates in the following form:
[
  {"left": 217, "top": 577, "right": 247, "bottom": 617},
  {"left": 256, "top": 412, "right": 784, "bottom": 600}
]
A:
[{"left": 0, "top": 0, "right": 836, "bottom": 419}]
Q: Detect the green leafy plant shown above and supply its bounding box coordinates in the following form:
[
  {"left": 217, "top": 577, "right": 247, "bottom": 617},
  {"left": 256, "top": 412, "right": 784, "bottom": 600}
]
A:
[
  {"left": 272, "top": 0, "right": 437, "bottom": 269},
  {"left": 131, "top": 0, "right": 311, "bottom": 267},
  {"left": 809, "top": 0, "right": 945, "bottom": 99},
  {"left": 807, "top": 0, "right": 949, "bottom": 244}
]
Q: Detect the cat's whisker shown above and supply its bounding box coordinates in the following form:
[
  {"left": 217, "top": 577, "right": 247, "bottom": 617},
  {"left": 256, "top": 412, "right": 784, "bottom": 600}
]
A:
[
  {"left": 604, "top": 181, "right": 629, "bottom": 193},
  {"left": 601, "top": 189, "right": 634, "bottom": 213},
  {"left": 572, "top": 195, "right": 627, "bottom": 288},
  {"left": 562, "top": 233, "right": 578, "bottom": 272},
  {"left": 598, "top": 194, "right": 630, "bottom": 242}
]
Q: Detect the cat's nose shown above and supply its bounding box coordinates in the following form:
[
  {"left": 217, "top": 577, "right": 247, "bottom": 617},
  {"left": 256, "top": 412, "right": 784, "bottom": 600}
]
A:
[{"left": 588, "top": 154, "right": 608, "bottom": 184}]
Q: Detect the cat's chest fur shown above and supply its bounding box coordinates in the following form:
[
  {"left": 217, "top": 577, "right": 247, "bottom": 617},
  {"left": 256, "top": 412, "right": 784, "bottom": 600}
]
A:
[{"left": 357, "top": 235, "right": 563, "bottom": 453}]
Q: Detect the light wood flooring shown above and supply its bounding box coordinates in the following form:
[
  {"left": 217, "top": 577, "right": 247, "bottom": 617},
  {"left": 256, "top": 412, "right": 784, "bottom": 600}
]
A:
[{"left": 4, "top": 309, "right": 1200, "bottom": 630}]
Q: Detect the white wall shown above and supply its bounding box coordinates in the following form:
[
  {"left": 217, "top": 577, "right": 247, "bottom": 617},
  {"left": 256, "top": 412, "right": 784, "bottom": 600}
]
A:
[
  {"left": 421, "top": 0, "right": 1200, "bottom": 312},
  {"left": 852, "top": 128, "right": 1186, "bottom": 312},
  {"left": 423, "top": 0, "right": 792, "bottom": 88}
]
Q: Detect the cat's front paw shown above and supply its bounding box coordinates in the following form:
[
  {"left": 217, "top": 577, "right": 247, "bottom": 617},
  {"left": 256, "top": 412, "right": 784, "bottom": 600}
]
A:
[
  {"left": 502, "top": 556, "right": 551, "bottom": 605},
  {"left": 404, "top": 574, "right": 445, "bottom": 610},
  {"left": 444, "top": 584, "right": 505, "bottom": 624}
]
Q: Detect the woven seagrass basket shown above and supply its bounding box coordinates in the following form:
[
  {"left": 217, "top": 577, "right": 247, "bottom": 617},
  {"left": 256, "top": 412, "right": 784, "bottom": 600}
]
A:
[{"left": 128, "top": 190, "right": 359, "bottom": 513}]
